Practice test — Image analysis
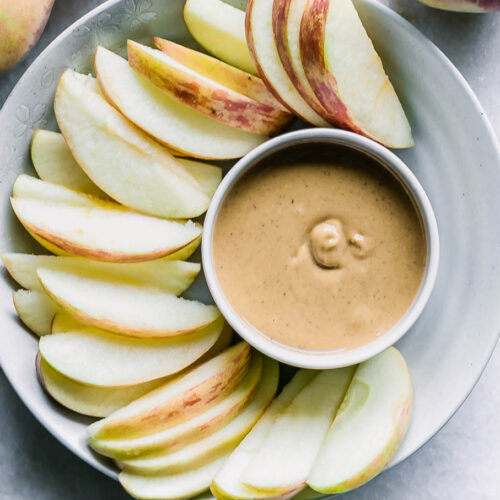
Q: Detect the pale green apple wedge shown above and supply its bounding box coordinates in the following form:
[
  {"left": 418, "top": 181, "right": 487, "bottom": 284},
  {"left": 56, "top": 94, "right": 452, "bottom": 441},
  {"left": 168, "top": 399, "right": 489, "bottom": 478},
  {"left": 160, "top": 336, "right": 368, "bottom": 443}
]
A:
[
  {"left": 2, "top": 253, "right": 200, "bottom": 296},
  {"left": 55, "top": 69, "right": 212, "bottom": 218},
  {"left": 13, "top": 289, "right": 58, "bottom": 336},
  {"left": 184, "top": 0, "right": 257, "bottom": 75},
  {"left": 211, "top": 369, "right": 318, "bottom": 500},
  {"left": 36, "top": 268, "right": 219, "bottom": 338},
  {"left": 94, "top": 47, "right": 266, "bottom": 160},
  {"left": 120, "top": 453, "right": 229, "bottom": 500},
  {"left": 87, "top": 342, "right": 251, "bottom": 440},
  {"left": 39, "top": 317, "right": 224, "bottom": 388},
  {"left": 36, "top": 353, "right": 167, "bottom": 417},
  {"left": 118, "top": 357, "right": 279, "bottom": 475},
  {"left": 241, "top": 367, "right": 355, "bottom": 494},
  {"left": 307, "top": 347, "right": 413, "bottom": 494},
  {"left": 89, "top": 352, "right": 262, "bottom": 460}
]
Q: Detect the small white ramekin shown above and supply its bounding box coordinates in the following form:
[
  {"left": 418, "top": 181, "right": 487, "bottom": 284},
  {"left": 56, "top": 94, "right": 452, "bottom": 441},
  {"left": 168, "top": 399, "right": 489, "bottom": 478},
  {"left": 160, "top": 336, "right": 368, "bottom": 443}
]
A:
[{"left": 202, "top": 129, "right": 439, "bottom": 369}]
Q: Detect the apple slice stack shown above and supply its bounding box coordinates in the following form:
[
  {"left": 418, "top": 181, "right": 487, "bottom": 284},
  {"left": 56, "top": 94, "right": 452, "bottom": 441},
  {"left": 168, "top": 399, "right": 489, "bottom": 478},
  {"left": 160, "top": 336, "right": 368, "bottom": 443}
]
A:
[{"left": 86, "top": 347, "right": 280, "bottom": 500}]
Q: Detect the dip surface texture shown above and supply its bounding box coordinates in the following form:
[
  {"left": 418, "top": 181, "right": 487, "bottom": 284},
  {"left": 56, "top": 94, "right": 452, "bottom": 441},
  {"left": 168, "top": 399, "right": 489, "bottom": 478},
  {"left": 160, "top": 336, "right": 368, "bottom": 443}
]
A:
[{"left": 213, "top": 150, "right": 426, "bottom": 351}]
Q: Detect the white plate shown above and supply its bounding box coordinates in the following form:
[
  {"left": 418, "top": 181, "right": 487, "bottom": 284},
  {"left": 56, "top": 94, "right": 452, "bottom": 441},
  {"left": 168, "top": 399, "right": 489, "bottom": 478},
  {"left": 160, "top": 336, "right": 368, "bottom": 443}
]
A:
[{"left": 0, "top": 0, "right": 499, "bottom": 489}]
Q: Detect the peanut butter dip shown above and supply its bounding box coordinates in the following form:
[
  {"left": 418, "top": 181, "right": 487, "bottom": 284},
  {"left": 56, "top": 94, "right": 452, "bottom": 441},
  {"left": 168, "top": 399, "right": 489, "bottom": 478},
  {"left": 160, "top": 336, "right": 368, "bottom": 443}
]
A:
[{"left": 212, "top": 149, "right": 426, "bottom": 351}]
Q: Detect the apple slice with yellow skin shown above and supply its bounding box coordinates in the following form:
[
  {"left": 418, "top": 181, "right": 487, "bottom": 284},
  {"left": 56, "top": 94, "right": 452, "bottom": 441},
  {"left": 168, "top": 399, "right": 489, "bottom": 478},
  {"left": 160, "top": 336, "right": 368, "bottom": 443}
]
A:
[
  {"left": 307, "top": 347, "right": 413, "bottom": 494},
  {"left": 32, "top": 129, "right": 222, "bottom": 198},
  {"left": 127, "top": 42, "right": 291, "bottom": 136},
  {"left": 1, "top": 253, "right": 200, "bottom": 296},
  {"left": 120, "top": 453, "right": 229, "bottom": 500},
  {"left": 39, "top": 317, "right": 225, "bottom": 388},
  {"left": 36, "top": 268, "right": 220, "bottom": 338},
  {"left": 300, "top": 0, "right": 413, "bottom": 148},
  {"left": 184, "top": 0, "right": 257, "bottom": 75},
  {"left": 117, "top": 357, "right": 278, "bottom": 475},
  {"left": 95, "top": 47, "right": 266, "bottom": 160},
  {"left": 211, "top": 369, "right": 317, "bottom": 500},
  {"left": 241, "top": 366, "right": 355, "bottom": 494},
  {"left": 246, "top": 0, "right": 329, "bottom": 127},
  {"left": 11, "top": 193, "right": 202, "bottom": 263},
  {"left": 13, "top": 289, "right": 58, "bottom": 336},
  {"left": 55, "top": 69, "right": 212, "bottom": 219},
  {"left": 272, "top": 0, "right": 329, "bottom": 120},
  {"left": 31, "top": 129, "right": 107, "bottom": 197},
  {"left": 153, "top": 38, "right": 287, "bottom": 112},
  {"left": 88, "top": 342, "right": 251, "bottom": 440},
  {"left": 36, "top": 353, "right": 168, "bottom": 417},
  {"left": 90, "top": 353, "right": 263, "bottom": 460}
]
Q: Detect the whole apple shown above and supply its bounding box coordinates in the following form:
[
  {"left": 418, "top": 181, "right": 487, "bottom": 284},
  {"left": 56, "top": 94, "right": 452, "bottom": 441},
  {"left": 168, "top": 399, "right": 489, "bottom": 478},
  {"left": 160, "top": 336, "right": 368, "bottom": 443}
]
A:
[
  {"left": 0, "top": 0, "right": 55, "bottom": 72},
  {"left": 418, "top": 0, "right": 500, "bottom": 12}
]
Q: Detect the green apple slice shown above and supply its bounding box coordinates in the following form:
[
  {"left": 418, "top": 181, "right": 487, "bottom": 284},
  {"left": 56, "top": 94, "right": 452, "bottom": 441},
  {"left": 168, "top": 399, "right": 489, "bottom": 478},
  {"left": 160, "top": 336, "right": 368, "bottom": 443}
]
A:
[
  {"left": 307, "top": 347, "right": 413, "bottom": 493},
  {"left": 119, "top": 453, "right": 229, "bottom": 500},
  {"left": 90, "top": 352, "right": 263, "bottom": 460},
  {"left": 36, "top": 268, "right": 219, "bottom": 338},
  {"left": 13, "top": 289, "right": 58, "bottom": 336},
  {"left": 118, "top": 357, "right": 279, "bottom": 475},
  {"left": 87, "top": 342, "right": 251, "bottom": 440},
  {"left": 2, "top": 253, "right": 200, "bottom": 296},
  {"left": 211, "top": 369, "right": 318, "bottom": 500},
  {"left": 241, "top": 367, "right": 355, "bottom": 493}
]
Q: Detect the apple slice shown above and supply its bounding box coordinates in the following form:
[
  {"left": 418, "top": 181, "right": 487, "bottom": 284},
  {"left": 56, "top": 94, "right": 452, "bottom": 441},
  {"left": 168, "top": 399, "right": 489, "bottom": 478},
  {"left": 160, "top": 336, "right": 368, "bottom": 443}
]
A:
[
  {"left": 184, "top": 0, "right": 257, "bottom": 75},
  {"left": 88, "top": 342, "right": 251, "bottom": 440},
  {"left": 120, "top": 453, "right": 229, "bottom": 500},
  {"left": 273, "top": 0, "right": 329, "bottom": 120},
  {"left": 153, "top": 38, "right": 286, "bottom": 111},
  {"left": 246, "top": 0, "right": 329, "bottom": 126},
  {"left": 1, "top": 253, "right": 200, "bottom": 296},
  {"left": 212, "top": 369, "right": 317, "bottom": 500},
  {"left": 127, "top": 42, "right": 290, "bottom": 136},
  {"left": 37, "top": 268, "right": 220, "bottom": 338},
  {"left": 11, "top": 198, "right": 202, "bottom": 263},
  {"left": 117, "top": 357, "right": 278, "bottom": 475},
  {"left": 36, "top": 353, "right": 168, "bottom": 417},
  {"left": 241, "top": 366, "right": 355, "bottom": 493},
  {"left": 13, "top": 289, "right": 58, "bottom": 336},
  {"left": 94, "top": 47, "right": 266, "bottom": 160},
  {"left": 90, "top": 352, "right": 262, "bottom": 460},
  {"left": 39, "top": 317, "right": 225, "bottom": 388},
  {"left": 31, "top": 129, "right": 107, "bottom": 197},
  {"left": 307, "top": 347, "right": 413, "bottom": 493},
  {"left": 300, "top": 0, "right": 413, "bottom": 148},
  {"left": 51, "top": 311, "right": 87, "bottom": 333},
  {"left": 55, "top": 69, "right": 212, "bottom": 219}
]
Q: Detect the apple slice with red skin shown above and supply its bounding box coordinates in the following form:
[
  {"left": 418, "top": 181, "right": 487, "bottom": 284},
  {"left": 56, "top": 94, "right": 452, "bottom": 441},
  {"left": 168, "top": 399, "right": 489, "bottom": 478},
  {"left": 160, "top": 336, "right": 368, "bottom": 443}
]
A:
[
  {"left": 127, "top": 41, "right": 290, "bottom": 136},
  {"left": 300, "top": 0, "right": 413, "bottom": 148}
]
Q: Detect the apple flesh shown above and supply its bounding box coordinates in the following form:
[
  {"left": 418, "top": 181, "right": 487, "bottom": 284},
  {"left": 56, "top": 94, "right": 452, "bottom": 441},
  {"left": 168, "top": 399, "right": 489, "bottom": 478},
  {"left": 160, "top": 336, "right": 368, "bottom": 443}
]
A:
[
  {"left": 245, "top": 0, "right": 329, "bottom": 126},
  {"left": 184, "top": 0, "right": 257, "bottom": 75},
  {"left": 153, "top": 38, "right": 287, "bottom": 111},
  {"left": 0, "top": 0, "right": 54, "bottom": 72},
  {"left": 94, "top": 46, "right": 266, "bottom": 160},
  {"left": 89, "top": 353, "right": 263, "bottom": 460},
  {"left": 119, "top": 453, "right": 229, "bottom": 500},
  {"left": 36, "top": 353, "right": 167, "bottom": 417},
  {"left": 55, "top": 69, "right": 211, "bottom": 219},
  {"left": 12, "top": 289, "right": 58, "bottom": 336},
  {"left": 127, "top": 41, "right": 291, "bottom": 136},
  {"left": 1, "top": 253, "right": 200, "bottom": 296},
  {"left": 307, "top": 347, "right": 413, "bottom": 493},
  {"left": 211, "top": 369, "right": 318, "bottom": 500},
  {"left": 300, "top": 0, "right": 413, "bottom": 148},
  {"left": 37, "top": 268, "right": 220, "bottom": 338},
  {"left": 117, "top": 357, "right": 278, "bottom": 475},
  {"left": 88, "top": 342, "right": 251, "bottom": 440},
  {"left": 417, "top": 0, "right": 499, "bottom": 11},
  {"left": 241, "top": 367, "right": 355, "bottom": 494}
]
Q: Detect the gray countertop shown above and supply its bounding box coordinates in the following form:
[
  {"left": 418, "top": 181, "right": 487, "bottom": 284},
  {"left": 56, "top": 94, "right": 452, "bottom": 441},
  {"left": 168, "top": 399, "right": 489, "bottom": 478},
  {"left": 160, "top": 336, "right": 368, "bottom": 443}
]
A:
[{"left": 0, "top": 1, "right": 498, "bottom": 499}]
